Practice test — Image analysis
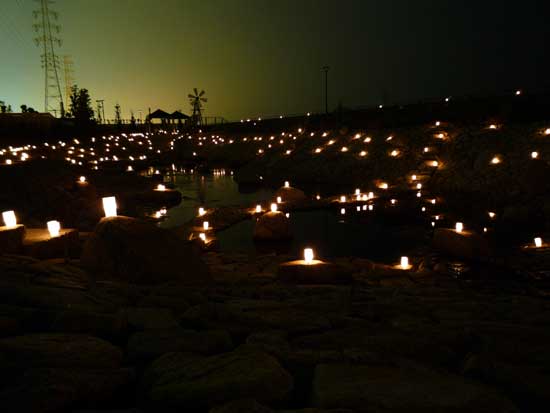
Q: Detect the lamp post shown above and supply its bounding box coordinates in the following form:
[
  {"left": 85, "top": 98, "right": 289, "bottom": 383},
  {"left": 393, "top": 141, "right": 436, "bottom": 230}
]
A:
[{"left": 322, "top": 66, "right": 329, "bottom": 114}]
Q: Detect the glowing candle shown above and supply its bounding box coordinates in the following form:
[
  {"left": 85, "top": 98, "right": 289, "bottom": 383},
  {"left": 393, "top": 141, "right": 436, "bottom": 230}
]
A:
[
  {"left": 412, "top": 174, "right": 417, "bottom": 181},
  {"left": 356, "top": 206, "right": 360, "bottom": 211},
  {"left": 379, "top": 183, "right": 388, "bottom": 189},
  {"left": 534, "top": 237, "right": 542, "bottom": 248},
  {"left": 368, "top": 192, "right": 374, "bottom": 199},
  {"left": 488, "top": 212, "right": 496, "bottom": 219},
  {"left": 198, "top": 207, "right": 206, "bottom": 216},
  {"left": 400, "top": 256, "right": 410, "bottom": 270},
  {"left": 416, "top": 183, "right": 422, "bottom": 189},
  {"left": 102, "top": 196, "right": 117, "bottom": 218},
  {"left": 545, "top": 128, "right": 550, "bottom": 135},
  {"left": 271, "top": 203, "right": 277, "bottom": 212},
  {"left": 390, "top": 150, "right": 399, "bottom": 157},
  {"left": 156, "top": 184, "right": 166, "bottom": 191},
  {"left": 435, "top": 121, "right": 441, "bottom": 126},
  {"left": 304, "top": 248, "right": 314, "bottom": 264},
  {"left": 203, "top": 221, "right": 209, "bottom": 230},
  {"left": 79, "top": 176, "right": 86, "bottom": 183},
  {"left": 2, "top": 210, "right": 16, "bottom": 228},
  {"left": 47, "top": 220, "right": 60, "bottom": 238},
  {"left": 455, "top": 222, "right": 463, "bottom": 233},
  {"left": 491, "top": 156, "right": 501, "bottom": 164},
  {"left": 417, "top": 192, "right": 422, "bottom": 198},
  {"left": 285, "top": 212, "right": 290, "bottom": 218},
  {"left": 127, "top": 165, "right": 133, "bottom": 171},
  {"left": 368, "top": 205, "right": 374, "bottom": 211},
  {"left": 316, "top": 195, "right": 321, "bottom": 200},
  {"left": 355, "top": 189, "right": 360, "bottom": 195},
  {"left": 255, "top": 205, "right": 262, "bottom": 213},
  {"left": 284, "top": 181, "right": 290, "bottom": 188},
  {"left": 340, "top": 208, "right": 346, "bottom": 215},
  {"left": 199, "top": 233, "right": 206, "bottom": 242},
  {"left": 391, "top": 199, "right": 396, "bottom": 205},
  {"left": 277, "top": 196, "right": 282, "bottom": 203},
  {"left": 531, "top": 151, "right": 539, "bottom": 159},
  {"left": 340, "top": 196, "right": 346, "bottom": 203}
]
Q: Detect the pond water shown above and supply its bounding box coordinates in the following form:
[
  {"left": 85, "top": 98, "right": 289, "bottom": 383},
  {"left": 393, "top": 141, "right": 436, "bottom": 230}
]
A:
[{"left": 158, "top": 172, "right": 429, "bottom": 264}]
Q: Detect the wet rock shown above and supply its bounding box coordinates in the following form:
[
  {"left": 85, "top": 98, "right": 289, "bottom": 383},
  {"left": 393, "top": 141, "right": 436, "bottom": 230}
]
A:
[
  {"left": 312, "top": 362, "right": 518, "bottom": 412},
  {"left": 253, "top": 212, "right": 291, "bottom": 241},
  {"left": 81, "top": 216, "right": 211, "bottom": 285},
  {"left": 127, "top": 328, "right": 233, "bottom": 361},
  {"left": 0, "top": 225, "right": 25, "bottom": 254},
  {"left": 433, "top": 228, "right": 491, "bottom": 261},
  {"left": 144, "top": 349, "right": 293, "bottom": 409},
  {"left": 0, "top": 333, "right": 123, "bottom": 369}
]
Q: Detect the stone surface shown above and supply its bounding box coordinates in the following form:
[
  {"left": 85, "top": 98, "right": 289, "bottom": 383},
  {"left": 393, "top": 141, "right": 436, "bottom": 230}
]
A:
[
  {"left": 120, "top": 307, "right": 179, "bottom": 330},
  {"left": 312, "top": 363, "right": 518, "bottom": 412},
  {"left": 0, "top": 224, "right": 25, "bottom": 254},
  {"left": 81, "top": 216, "right": 211, "bottom": 285},
  {"left": 144, "top": 349, "right": 293, "bottom": 409},
  {"left": 127, "top": 328, "right": 232, "bottom": 361},
  {"left": 23, "top": 228, "right": 80, "bottom": 259},
  {"left": 433, "top": 228, "right": 491, "bottom": 261},
  {"left": 277, "top": 261, "right": 352, "bottom": 285},
  {"left": 253, "top": 212, "right": 291, "bottom": 241},
  {"left": 275, "top": 186, "right": 307, "bottom": 204}
]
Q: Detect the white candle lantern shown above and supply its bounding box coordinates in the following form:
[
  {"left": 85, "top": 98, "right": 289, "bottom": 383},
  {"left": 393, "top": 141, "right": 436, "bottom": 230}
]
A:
[
  {"left": 455, "top": 222, "right": 463, "bottom": 233},
  {"left": 355, "top": 189, "right": 360, "bottom": 195},
  {"left": 270, "top": 203, "right": 277, "bottom": 212},
  {"left": 534, "top": 237, "right": 543, "bottom": 248},
  {"left": 79, "top": 176, "right": 86, "bottom": 183},
  {"left": 276, "top": 196, "right": 282, "bottom": 204},
  {"left": 340, "top": 196, "right": 346, "bottom": 203},
  {"left": 2, "top": 210, "right": 17, "bottom": 228},
  {"left": 199, "top": 232, "right": 206, "bottom": 242},
  {"left": 156, "top": 184, "right": 166, "bottom": 191},
  {"left": 198, "top": 207, "right": 206, "bottom": 216},
  {"left": 102, "top": 196, "right": 117, "bottom": 218},
  {"left": 400, "top": 256, "right": 410, "bottom": 270},
  {"left": 47, "top": 220, "right": 60, "bottom": 237},
  {"left": 203, "top": 221, "right": 209, "bottom": 230},
  {"left": 284, "top": 181, "right": 290, "bottom": 188},
  {"left": 340, "top": 208, "right": 346, "bottom": 215},
  {"left": 255, "top": 205, "right": 262, "bottom": 213},
  {"left": 304, "top": 248, "right": 314, "bottom": 264}
]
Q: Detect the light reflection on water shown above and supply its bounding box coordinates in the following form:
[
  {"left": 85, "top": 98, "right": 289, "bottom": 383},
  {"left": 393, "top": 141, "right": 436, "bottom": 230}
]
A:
[{"left": 159, "top": 172, "right": 273, "bottom": 228}]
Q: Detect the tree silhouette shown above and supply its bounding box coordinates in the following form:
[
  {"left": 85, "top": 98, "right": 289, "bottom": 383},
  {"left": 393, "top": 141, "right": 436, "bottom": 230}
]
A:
[{"left": 67, "top": 85, "right": 94, "bottom": 124}]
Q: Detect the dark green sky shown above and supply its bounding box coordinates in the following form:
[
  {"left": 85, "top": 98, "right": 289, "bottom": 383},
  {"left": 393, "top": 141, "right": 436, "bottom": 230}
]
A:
[{"left": 1, "top": 0, "right": 549, "bottom": 120}]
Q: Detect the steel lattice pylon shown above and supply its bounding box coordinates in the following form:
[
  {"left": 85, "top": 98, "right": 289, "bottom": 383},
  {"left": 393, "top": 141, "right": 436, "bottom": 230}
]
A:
[{"left": 33, "top": 0, "right": 64, "bottom": 116}]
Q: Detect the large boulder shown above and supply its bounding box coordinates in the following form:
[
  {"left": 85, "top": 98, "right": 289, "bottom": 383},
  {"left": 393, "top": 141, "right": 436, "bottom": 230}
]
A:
[
  {"left": 253, "top": 212, "right": 291, "bottom": 241},
  {"left": 312, "top": 363, "right": 518, "bottom": 412},
  {"left": 277, "top": 261, "right": 352, "bottom": 285},
  {"left": 144, "top": 349, "right": 293, "bottom": 409},
  {"left": 274, "top": 186, "right": 307, "bottom": 204},
  {"left": 81, "top": 216, "right": 211, "bottom": 285},
  {"left": 433, "top": 228, "right": 491, "bottom": 261},
  {"left": 0, "top": 225, "right": 25, "bottom": 254}
]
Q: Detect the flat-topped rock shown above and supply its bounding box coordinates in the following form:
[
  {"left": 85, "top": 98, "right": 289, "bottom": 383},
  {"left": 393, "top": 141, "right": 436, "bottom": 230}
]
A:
[
  {"left": 81, "top": 216, "right": 211, "bottom": 285},
  {"left": 22, "top": 228, "right": 80, "bottom": 259},
  {"left": 277, "top": 260, "right": 352, "bottom": 284},
  {"left": 0, "top": 224, "right": 25, "bottom": 254},
  {"left": 274, "top": 186, "right": 307, "bottom": 204},
  {"left": 433, "top": 228, "right": 491, "bottom": 261}
]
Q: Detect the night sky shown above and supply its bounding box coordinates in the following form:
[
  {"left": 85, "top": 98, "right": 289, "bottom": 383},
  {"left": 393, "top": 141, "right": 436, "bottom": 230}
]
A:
[{"left": 1, "top": 0, "right": 549, "bottom": 120}]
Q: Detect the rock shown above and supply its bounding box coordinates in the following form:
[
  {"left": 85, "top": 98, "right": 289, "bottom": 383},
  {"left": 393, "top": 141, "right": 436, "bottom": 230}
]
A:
[
  {"left": 312, "top": 363, "right": 517, "bottom": 412},
  {"left": 0, "top": 224, "right": 25, "bottom": 254},
  {"left": 0, "top": 367, "right": 133, "bottom": 413},
  {"left": 253, "top": 212, "right": 291, "bottom": 241},
  {"left": 127, "top": 328, "right": 233, "bottom": 361},
  {"left": 277, "top": 261, "right": 352, "bottom": 285},
  {"left": 119, "top": 307, "right": 179, "bottom": 330},
  {"left": 494, "top": 363, "right": 550, "bottom": 412},
  {"left": 275, "top": 186, "right": 307, "bottom": 204},
  {"left": 23, "top": 228, "right": 80, "bottom": 259},
  {"left": 433, "top": 228, "right": 491, "bottom": 261},
  {"left": 0, "top": 334, "right": 123, "bottom": 369},
  {"left": 210, "top": 398, "right": 354, "bottom": 413},
  {"left": 144, "top": 349, "right": 293, "bottom": 409},
  {"left": 81, "top": 216, "right": 211, "bottom": 285}
]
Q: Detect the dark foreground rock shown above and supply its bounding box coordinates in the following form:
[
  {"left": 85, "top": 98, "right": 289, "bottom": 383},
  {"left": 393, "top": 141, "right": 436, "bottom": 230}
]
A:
[
  {"left": 253, "top": 211, "right": 292, "bottom": 241},
  {"left": 144, "top": 349, "right": 294, "bottom": 409},
  {"left": 312, "top": 363, "right": 518, "bottom": 412},
  {"left": 81, "top": 216, "right": 211, "bottom": 285}
]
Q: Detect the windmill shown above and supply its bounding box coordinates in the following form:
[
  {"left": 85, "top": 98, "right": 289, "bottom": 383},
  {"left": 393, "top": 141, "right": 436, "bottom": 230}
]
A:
[{"left": 188, "top": 88, "right": 207, "bottom": 125}]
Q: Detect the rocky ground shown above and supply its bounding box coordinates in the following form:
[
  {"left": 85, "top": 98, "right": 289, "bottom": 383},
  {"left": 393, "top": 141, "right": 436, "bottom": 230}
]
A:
[{"left": 1, "top": 230, "right": 550, "bottom": 412}]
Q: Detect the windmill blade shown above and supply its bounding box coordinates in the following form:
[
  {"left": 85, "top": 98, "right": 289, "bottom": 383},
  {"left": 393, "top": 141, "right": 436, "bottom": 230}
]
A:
[
  {"left": 188, "top": 94, "right": 196, "bottom": 99},
  {"left": 193, "top": 88, "right": 198, "bottom": 96},
  {"left": 201, "top": 97, "right": 208, "bottom": 102},
  {"left": 199, "top": 90, "right": 205, "bottom": 97}
]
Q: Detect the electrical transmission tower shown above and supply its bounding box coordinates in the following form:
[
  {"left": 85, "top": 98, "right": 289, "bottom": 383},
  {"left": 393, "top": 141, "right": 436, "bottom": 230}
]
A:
[
  {"left": 114, "top": 103, "right": 121, "bottom": 125},
  {"left": 33, "top": 0, "right": 64, "bottom": 116},
  {"left": 63, "top": 55, "right": 74, "bottom": 112},
  {"left": 96, "top": 100, "right": 105, "bottom": 124}
]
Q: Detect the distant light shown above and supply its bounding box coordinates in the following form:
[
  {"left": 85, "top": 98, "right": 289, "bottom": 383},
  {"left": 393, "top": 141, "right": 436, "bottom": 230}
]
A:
[
  {"left": 491, "top": 156, "right": 501, "bottom": 164},
  {"left": 277, "top": 196, "right": 282, "bottom": 203},
  {"left": 198, "top": 207, "right": 206, "bottom": 217},
  {"left": 340, "top": 208, "right": 346, "bottom": 215},
  {"left": 340, "top": 196, "right": 346, "bottom": 203},
  {"left": 400, "top": 256, "right": 410, "bottom": 270},
  {"left": 534, "top": 237, "right": 543, "bottom": 248},
  {"left": 531, "top": 151, "right": 539, "bottom": 159},
  {"left": 102, "top": 197, "right": 117, "bottom": 218},
  {"left": 284, "top": 181, "right": 290, "bottom": 188},
  {"left": 390, "top": 150, "right": 399, "bottom": 157},
  {"left": 199, "top": 232, "right": 206, "bottom": 242},
  {"left": 271, "top": 203, "right": 277, "bottom": 212},
  {"left": 488, "top": 212, "right": 496, "bottom": 219},
  {"left": 455, "top": 222, "right": 464, "bottom": 233},
  {"left": 489, "top": 124, "right": 497, "bottom": 130},
  {"left": 203, "top": 221, "right": 209, "bottom": 230},
  {"left": 435, "top": 121, "right": 441, "bottom": 126},
  {"left": 255, "top": 204, "right": 262, "bottom": 213},
  {"left": 359, "top": 151, "right": 367, "bottom": 157},
  {"left": 341, "top": 146, "right": 348, "bottom": 152},
  {"left": 156, "top": 184, "right": 166, "bottom": 191},
  {"left": 47, "top": 220, "right": 61, "bottom": 238},
  {"left": 515, "top": 90, "right": 522, "bottom": 96}
]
